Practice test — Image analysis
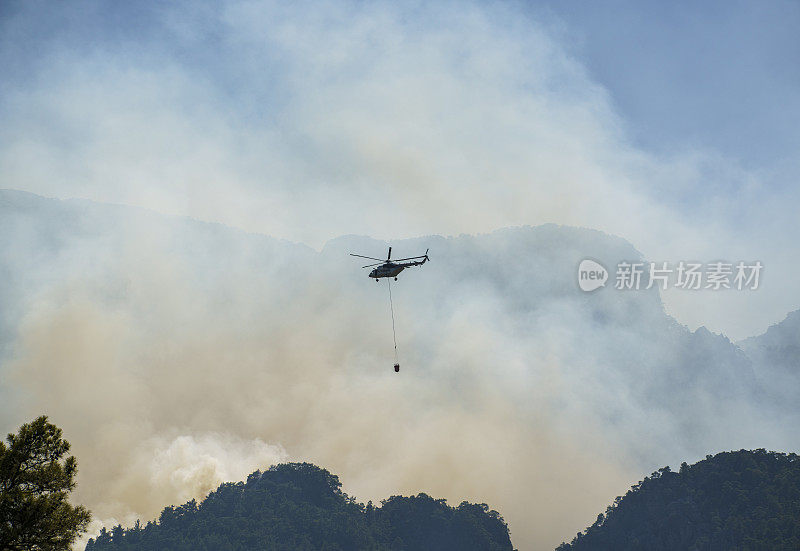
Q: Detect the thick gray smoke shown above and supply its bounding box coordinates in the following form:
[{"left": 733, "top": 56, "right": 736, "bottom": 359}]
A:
[
  {"left": 0, "top": 0, "right": 797, "bottom": 339},
  {"left": 1, "top": 2, "right": 799, "bottom": 549},
  {"left": 2, "top": 191, "right": 798, "bottom": 549}
]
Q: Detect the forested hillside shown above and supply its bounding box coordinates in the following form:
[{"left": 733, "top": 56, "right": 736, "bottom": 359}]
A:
[
  {"left": 85, "top": 462, "right": 513, "bottom": 551},
  {"left": 6, "top": 190, "right": 800, "bottom": 550},
  {"left": 557, "top": 449, "right": 800, "bottom": 551}
]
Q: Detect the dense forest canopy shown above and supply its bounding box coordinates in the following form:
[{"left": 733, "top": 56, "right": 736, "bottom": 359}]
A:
[
  {"left": 85, "top": 462, "right": 514, "bottom": 551},
  {"left": 557, "top": 449, "right": 800, "bottom": 551},
  {"left": 85, "top": 450, "right": 800, "bottom": 551}
]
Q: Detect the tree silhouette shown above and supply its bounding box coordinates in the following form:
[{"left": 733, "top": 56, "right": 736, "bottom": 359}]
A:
[{"left": 0, "top": 416, "right": 91, "bottom": 550}]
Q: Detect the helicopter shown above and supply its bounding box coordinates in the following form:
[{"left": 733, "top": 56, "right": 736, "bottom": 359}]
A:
[{"left": 350, "top": 247, "right": 429, "bottom": 281}]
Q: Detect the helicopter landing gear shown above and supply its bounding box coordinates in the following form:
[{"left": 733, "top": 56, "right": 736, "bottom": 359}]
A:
[
  {"left": 394, "top": 363, "right": 400, "bottom": 372},
  {"left": 376, "top": 278, "right": 379, "bottom": 282},
  {"left": 394, "top": 277, "right": 398, "bottom": 281}
]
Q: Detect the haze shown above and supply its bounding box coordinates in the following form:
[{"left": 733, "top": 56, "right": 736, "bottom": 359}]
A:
[{"left": 1, "top": 1, "right": 799, "bottom": 549}]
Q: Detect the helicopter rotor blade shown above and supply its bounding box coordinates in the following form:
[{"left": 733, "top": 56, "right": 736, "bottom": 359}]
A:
[
  {"left": 350, "top": 253, "right": 384, "bottom": 261},
  {"left": 387, "top": 246, "right": 392, "bottom": 261},
  {"left": 362, "top": 262, "right": 384, "bottom": 268}
]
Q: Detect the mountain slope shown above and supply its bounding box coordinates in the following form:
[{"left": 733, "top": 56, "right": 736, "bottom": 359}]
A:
[
  {"left": 2, "top": 189, "right": 800, "bottom": 549},
  {"left": 738, "top": 310, "right": 800, "bottom": 403},
  {"left": 84, "top": 462, "right": 514, "bottom": 551},
  {"left": 738, "top": 309, "right": 800, "bottom": 379},
  {"left": 556, "top": 449, "right": 800, "bottom": 551}
]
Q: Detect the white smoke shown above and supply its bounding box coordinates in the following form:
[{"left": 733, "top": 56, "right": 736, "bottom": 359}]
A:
[
  {"left": 1, "top": 2, "right": 798, "bottom": 549},
  {"left": 2, "top": 197, "right": 797, "bottom": 549}
]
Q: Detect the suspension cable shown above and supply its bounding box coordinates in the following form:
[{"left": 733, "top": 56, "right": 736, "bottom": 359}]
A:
[{"left": 387, "top": 278, "right": 399, "bottom": 365}]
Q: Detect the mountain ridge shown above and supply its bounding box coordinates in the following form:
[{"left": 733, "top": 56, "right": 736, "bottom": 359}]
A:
[
  {"left": 83, "top": 462, "right": 515, "bottom": 551},
  {"left": 3, "top": 189, "right": 800, "bottom": 550},
  {"left": 557, "top": 449, "right": 800, "bottom": 551}
]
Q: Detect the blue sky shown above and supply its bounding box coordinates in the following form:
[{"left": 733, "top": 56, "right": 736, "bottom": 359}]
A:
[{"left": 537, "top": 0, "right": 800, "bottom": 167}]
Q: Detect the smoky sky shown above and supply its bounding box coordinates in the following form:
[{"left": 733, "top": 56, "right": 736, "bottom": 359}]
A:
[
  {"left": 3, "top": 193, "right": 798, "bottom": 550},
  {"left": 1, "top": 2, "right": 800, "bottom": 550},
  {"left": 2, "top": 0, "right": 799, "bottom": 338}
]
